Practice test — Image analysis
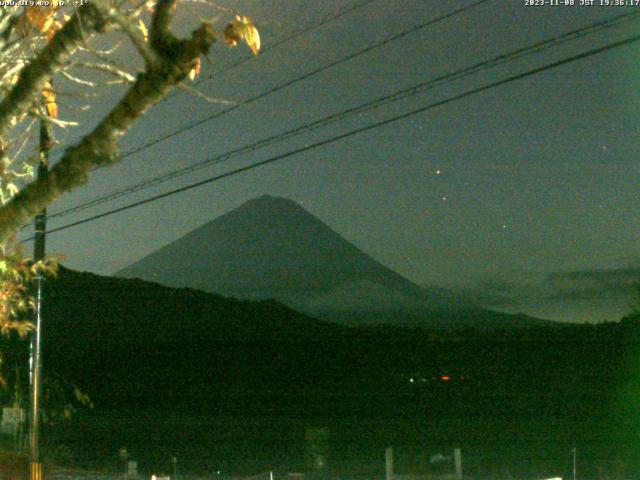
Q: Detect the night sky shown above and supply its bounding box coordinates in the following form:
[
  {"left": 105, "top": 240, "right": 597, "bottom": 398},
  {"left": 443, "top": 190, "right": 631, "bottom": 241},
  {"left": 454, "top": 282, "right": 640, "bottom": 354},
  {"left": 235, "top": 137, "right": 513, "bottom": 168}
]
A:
[{"left": 19, "top": 0, "right": 640, "bottom": 322}]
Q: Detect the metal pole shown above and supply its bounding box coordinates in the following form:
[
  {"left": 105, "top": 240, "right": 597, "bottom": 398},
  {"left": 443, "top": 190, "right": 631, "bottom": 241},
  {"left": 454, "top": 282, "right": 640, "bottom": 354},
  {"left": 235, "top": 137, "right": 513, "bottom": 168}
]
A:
[
  {"left": 572, "top": 447, "right": 576, "bottom": 480},
  {"left": 454, "top": 448, "right": 462, "bottom": 480},
  {"left": 385, "top": 447, "right": 394, "bottom": 480},
  {"left": 29, "top": 115, "right": 51, "bottom": 480}
]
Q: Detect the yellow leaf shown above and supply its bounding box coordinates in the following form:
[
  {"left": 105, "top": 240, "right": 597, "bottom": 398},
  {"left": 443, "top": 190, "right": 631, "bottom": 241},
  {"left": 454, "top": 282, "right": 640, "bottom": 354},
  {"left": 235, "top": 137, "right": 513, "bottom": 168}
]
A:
[
  {"left": 224, "top": 15, "right": 260, "bottom": 55},
  {"left": 43, "top": 81, "right": 58, "bottom": 118},
  {"left": 188, "top": 57, "right": 201, "bottom": 81},
  {"left": 138, "top": 19, "right": 149, "bottom": 42}
]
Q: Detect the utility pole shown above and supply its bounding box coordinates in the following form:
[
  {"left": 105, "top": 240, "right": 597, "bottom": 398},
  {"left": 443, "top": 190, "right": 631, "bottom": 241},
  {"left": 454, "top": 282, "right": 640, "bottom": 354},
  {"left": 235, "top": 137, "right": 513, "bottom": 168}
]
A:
[
  {"left": 572, "top": 447, "right": 577, "bottom": 480},
  {"left": 29, "top": 113, "right": 51, "bottom": 480}
]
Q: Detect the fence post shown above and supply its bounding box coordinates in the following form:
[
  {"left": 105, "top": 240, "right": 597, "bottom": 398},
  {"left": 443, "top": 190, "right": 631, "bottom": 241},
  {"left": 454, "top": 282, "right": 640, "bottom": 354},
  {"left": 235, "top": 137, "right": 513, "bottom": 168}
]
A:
[
  {"left": 454, "top": 448, "right": 462, "bottom": 480},
  {"left": 386, "top": 447, "right": 394, "bottom": 480}
]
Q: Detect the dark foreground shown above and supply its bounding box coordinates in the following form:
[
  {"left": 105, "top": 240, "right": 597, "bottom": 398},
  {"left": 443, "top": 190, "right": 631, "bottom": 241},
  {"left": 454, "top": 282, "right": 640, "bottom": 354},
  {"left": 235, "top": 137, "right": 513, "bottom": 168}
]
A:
[{"left": 2, "top": 269, "right": 638, "bottom": 479}]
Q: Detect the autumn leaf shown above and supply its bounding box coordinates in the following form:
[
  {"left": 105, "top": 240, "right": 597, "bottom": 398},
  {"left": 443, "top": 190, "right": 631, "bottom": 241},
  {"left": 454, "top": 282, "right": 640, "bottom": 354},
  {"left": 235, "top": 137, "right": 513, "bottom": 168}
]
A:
[
  {"left": 138, "top": 19, "right": 149, "bottom": 42},
  {"left": 16, "top": 5, "right": 59, "bottom": 37},
  {"left": 187, "top": 57, "right": 201, "bottom": 81},
  {"left": 224, "top": 16, "right": 260, "bottom": 55},
  {"left": 0, "top": 252, "right": 58, "bottom": 335},
  {"left": 43, "top": 80, "right": 58, "bottom": 118}
]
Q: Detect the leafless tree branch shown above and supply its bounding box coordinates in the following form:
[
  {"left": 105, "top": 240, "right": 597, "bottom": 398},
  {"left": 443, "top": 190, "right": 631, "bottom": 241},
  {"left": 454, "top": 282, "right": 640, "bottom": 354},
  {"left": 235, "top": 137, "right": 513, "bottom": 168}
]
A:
[
  {"left": 0, "top": 6, "right": 103, "bottom": 140},
  {"left": 0, "top": 1, "right": 216, "bottom": 242}
]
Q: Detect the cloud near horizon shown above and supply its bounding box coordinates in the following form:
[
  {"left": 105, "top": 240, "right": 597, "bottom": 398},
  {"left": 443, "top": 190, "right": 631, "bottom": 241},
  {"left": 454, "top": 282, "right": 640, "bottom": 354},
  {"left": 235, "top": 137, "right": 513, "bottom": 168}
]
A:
[{"left": 458, "top": 266, "right": 640, "bottom": 324}]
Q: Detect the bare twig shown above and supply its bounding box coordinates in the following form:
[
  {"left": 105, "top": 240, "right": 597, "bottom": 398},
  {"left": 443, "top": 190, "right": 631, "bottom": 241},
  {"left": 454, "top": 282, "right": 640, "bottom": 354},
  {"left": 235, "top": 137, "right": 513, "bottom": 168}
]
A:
[
  {"left": 79, "top": 39, "right": 126, "bottom": 58},
  {"left": 177, "top": 83, "right": 234, "bottom": 105},
  {"left": 59, "top": 70, "right": 97, "bottom": 87},
  {"left": 92, "top": 4, "right": 159, "bottom": 66},
  {"left": 0, "top": 6, "right": 105, "bottom": 140},
  {"left": 70, "top": 61, "right": 136, "bottom": 83},
  {"left": 10, "top": 119, "right": 38, "bottom": 161},
  {"left": 31, "top": 111, "right": 79, "bottom": 128}
]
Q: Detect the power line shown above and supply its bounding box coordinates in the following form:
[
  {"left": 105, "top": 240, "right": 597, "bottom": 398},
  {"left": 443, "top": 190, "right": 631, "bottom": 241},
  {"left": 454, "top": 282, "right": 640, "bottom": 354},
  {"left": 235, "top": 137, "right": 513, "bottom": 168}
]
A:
[
  {"left": 119, "top": 0, "right": 492, "bottom": 159},
  {"left": 40, "top": 0, "right": 493, "bottom": 220},
  {"left": 46, "top": 0, "right": 379, "bottom": 160},
  {"left": 20, "top": 31, "right": 640, "bottom": 243},
  {"left": 44, "top": 9, "right": 640, "bottom": 221},
  {"left": 163, "top": 0, "right": 379, "bottom": 100}
]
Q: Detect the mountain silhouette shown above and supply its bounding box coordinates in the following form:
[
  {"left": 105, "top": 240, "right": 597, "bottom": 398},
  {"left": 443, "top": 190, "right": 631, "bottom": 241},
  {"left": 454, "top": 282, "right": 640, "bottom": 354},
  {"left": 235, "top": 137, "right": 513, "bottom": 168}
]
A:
[{"left": 117, "top": 195, "right": 549, "bottom": 328}]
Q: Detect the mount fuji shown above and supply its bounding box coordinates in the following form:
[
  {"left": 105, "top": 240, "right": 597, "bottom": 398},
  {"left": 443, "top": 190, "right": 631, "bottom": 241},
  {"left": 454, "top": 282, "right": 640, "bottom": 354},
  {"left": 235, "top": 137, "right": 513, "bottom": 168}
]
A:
[{"left": 117, "top": 195, "right": 549, "bottom": 329}]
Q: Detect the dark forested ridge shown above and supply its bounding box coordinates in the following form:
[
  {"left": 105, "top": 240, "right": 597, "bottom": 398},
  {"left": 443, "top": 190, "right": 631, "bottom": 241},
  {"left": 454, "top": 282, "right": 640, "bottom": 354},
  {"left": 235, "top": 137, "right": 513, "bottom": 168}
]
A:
[
  {"left": 8, "top": 267, "right": 639, "bottom": 476},
  {"left": 37, "top": 267, "right": 639, "bottom": 417}
]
